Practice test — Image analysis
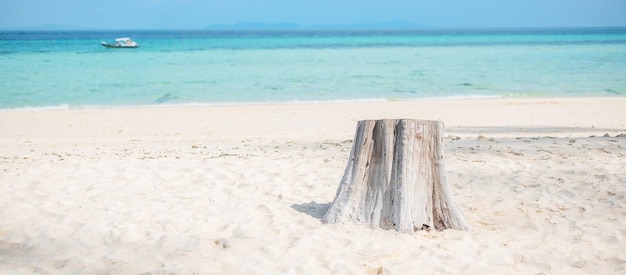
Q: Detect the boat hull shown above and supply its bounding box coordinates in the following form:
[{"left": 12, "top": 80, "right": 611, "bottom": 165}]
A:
[{"left": 101, "top": 41, "right": 140, "bottom": 48}]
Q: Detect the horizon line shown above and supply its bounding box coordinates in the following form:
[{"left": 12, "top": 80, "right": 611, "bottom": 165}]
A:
[
  {"left": 2, "top": 21, "right": 626, "bottom": 31},
  {"left": 3, "top": 26, "right": 626, "bottom": 32}
]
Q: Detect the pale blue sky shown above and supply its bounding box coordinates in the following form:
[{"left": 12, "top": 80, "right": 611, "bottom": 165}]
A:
[{"left": 1, "top": 0, "right": 625, "bottom": 30}]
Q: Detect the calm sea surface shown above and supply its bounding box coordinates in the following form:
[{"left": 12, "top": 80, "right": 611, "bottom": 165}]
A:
[{"left": 1, "top": 28, "right": 625, "bottom": 110}]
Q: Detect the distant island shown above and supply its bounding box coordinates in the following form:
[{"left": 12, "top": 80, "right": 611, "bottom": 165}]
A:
[
  {"left": 204, "top": 20, "right": 427, "bottom": 30},
  {"left": 2, "top": 20, "right": 427, "bottom": 31},
  {"left": 1, "top": 23, "right": 86, "bottom": 31}
]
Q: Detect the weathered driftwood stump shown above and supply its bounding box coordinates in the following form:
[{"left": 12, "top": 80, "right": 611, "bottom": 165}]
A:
[{"left": 321, "top": 119, "right": 468, "bottom": 233}]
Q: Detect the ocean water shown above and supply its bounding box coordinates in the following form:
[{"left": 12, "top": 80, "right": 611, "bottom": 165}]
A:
[{"left": 1, "top": 28, "right": 625, "bottom": 110}]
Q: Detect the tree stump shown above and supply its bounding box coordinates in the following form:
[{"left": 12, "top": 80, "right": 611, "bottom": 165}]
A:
[{"left": 321, "top": 119, "right": 468, "bottom": 233}]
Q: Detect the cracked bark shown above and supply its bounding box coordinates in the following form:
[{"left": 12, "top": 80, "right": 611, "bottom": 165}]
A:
[{"left": 321, "top": 119, "right": 468, "bottom": 233}]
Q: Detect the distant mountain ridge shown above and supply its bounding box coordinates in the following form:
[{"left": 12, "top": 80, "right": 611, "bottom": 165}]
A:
[
  {"left": 308, "top": 20, "right": 428, "bottom": 30},
  {"left": 205, "top": 22, "right": 301, "bottom": 30},
  {"left": 205, "top": 20, "right": 427, "bottom": 30},
  {"left": 1, "top": 20, "right": 426, "bottom": 31},
  {"left": 1, "top": 23, "right": 85, "bottom": 31}
]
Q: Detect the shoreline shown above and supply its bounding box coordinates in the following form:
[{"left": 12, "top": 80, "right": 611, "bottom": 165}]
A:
[
  {"left": 1, "top": 96, "right": 625, "bottom": 273},
  {"left": 2, "top": 94, "right": 624, "bottom": 113},
  {"left": 1, "top": 97, "right": 624, "bottom": 141}
]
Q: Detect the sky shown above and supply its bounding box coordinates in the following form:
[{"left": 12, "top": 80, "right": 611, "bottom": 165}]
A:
[{"left": 1, "top": 0, "right": 625, "bottom": 30}]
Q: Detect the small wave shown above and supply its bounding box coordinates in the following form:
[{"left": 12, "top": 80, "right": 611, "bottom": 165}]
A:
[
  {"left": 1, "top": 104, "right": 72, "bottom": 112},
  {"left": 604, "top": 89, "right": 623, "bottom": 95},
  {"left": 153, "top": 93, "right": 179, "bottom": 104},
  {"left": 407, "top": 94, "right": 503, "bottom": 101},
  {"left": 143, "top": 97, "right": 391, "bottom": 108},
  {"left": 0, "top": 96, "right": 512, "bottom": 112},
  {"left": 118, "top": 95, "right": 503, "bottom": 108}
]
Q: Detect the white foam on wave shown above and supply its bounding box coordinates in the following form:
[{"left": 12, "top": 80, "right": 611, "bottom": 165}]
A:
[
  {"left": 1, "top": 104, "right": 72, "bottom": 112},
  {"left": 137, "top": 97, "right": 392, "bottom": 108},
  {"left": 147, "top": 95, "right": 506, "bottom": 108},
  {"left": 415, "top": 94, "right": 504, "bottom": 100},
  {"left": 0, "top": 95, "right": 510, "bottom": 112}
]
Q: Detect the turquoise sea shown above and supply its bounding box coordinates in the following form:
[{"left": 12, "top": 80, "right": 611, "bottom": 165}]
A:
[{"left": 1, "top": 28, "right": 625, "bottom": 110}]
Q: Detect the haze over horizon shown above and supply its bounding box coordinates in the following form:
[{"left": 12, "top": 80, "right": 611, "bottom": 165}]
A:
[{"left": 1, "top": 0, "right": 625, "bottom": 30}]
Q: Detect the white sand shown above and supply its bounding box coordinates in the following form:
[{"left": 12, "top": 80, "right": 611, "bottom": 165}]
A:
[{"left": 1, "top": 97, "right": 625, "bottom": 274}]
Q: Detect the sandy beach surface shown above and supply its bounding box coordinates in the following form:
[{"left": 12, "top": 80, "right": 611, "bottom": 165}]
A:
[{"left": 1, "top": 97, "right": 625, "bottom": 274}]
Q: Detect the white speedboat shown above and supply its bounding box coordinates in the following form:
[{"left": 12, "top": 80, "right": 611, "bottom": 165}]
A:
[{"left": 101, "top": 37, "right": 140, "bottom": 48}]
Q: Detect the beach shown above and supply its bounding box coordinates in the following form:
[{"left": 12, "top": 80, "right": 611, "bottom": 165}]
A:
[{"left": 1, "top": 97, "right": 625, "bottom": 273}]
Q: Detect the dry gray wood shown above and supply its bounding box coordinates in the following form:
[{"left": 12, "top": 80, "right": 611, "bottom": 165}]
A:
[{"left": 321, "top": 119, "right": 468, "bottom": 233}]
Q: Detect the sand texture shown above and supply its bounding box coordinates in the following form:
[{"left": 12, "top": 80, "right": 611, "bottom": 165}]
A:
[{"left": 1, "top": 98, "right": 625, "bottom": 274}]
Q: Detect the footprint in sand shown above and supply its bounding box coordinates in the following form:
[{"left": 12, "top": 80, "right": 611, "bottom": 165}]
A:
[
  {"left": 214, "top": 238, "right": 230, "bottom": 249},
  {"left": 328, "top": 237, "right": 352, "bottom": 248},
  {"left": 251, "top": 204, "right": 273, "bottom": 227},
  {"left": 102, "top": 229, "right": 121, "bottom": 245}
]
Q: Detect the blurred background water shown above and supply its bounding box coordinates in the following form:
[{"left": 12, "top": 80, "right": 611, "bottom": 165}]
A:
[{"left": 1, "top": 28, "right": 624, "bottom": 110}]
